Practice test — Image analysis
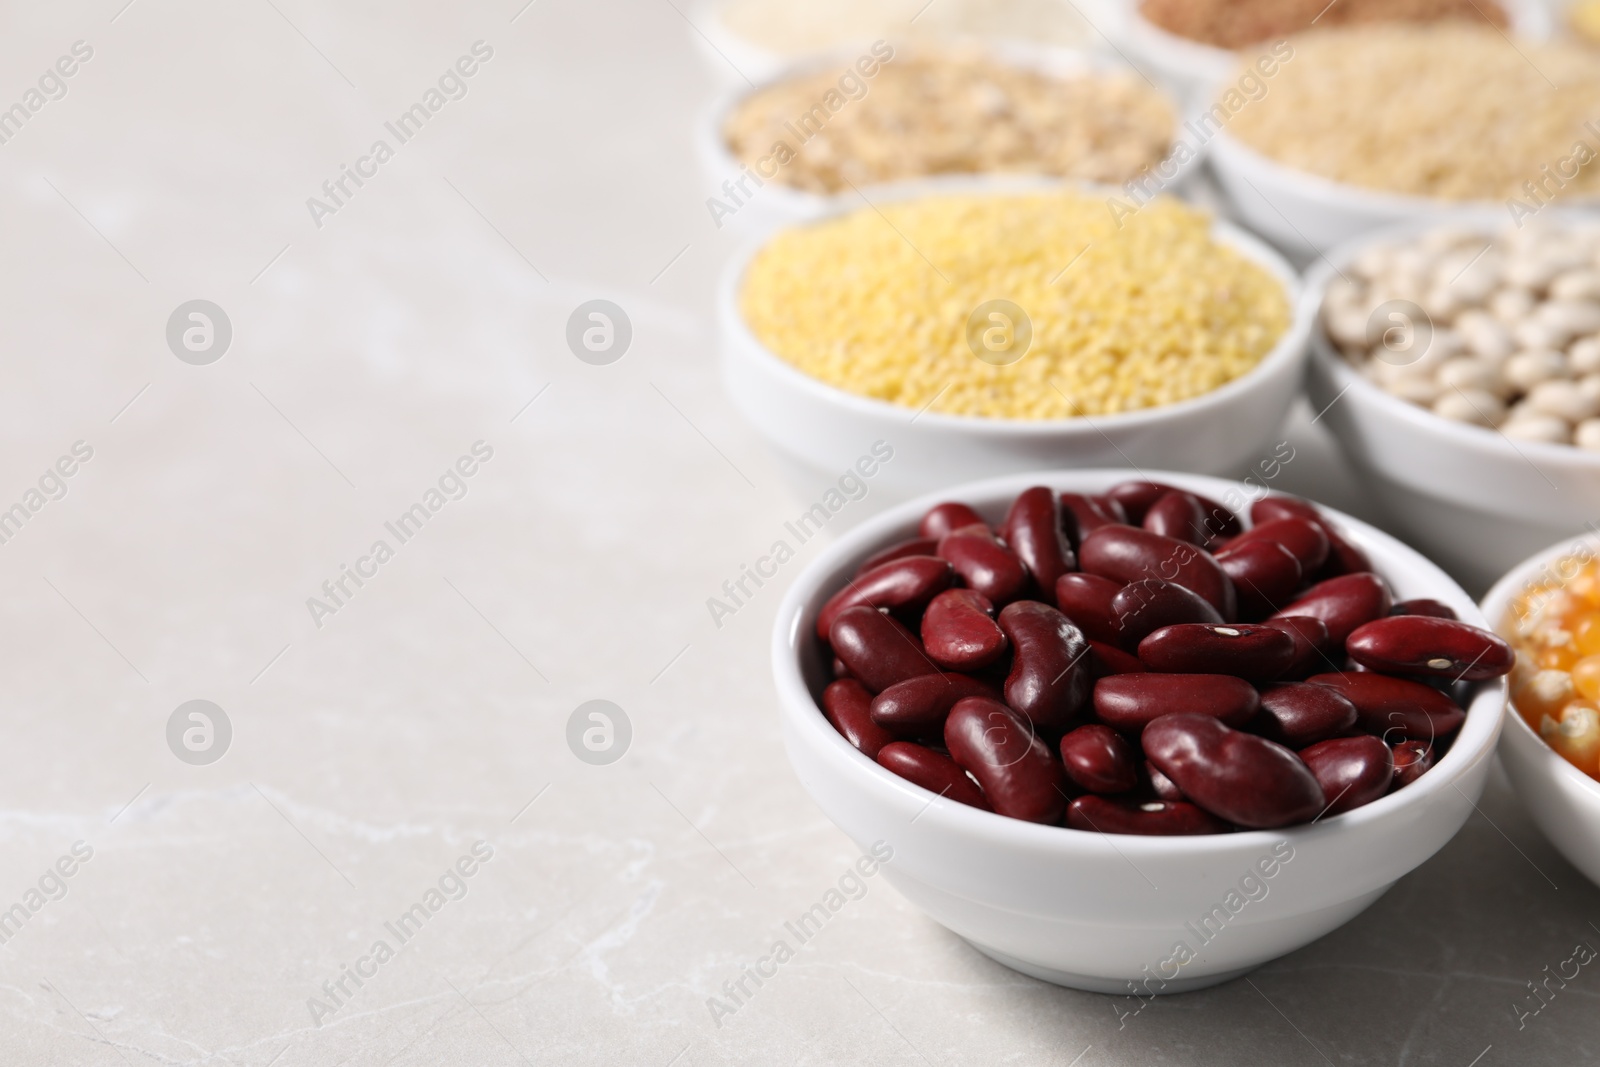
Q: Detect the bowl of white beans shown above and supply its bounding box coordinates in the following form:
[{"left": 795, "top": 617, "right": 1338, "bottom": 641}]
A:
[{"left": 1303, "top": 209, "right": 1600, "bottom": 594}]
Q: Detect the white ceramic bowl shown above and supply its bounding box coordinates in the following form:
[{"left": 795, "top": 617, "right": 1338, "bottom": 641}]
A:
[
  {"left": 1301, "top": 210, "right": 1600, "bottom": 594},
  {"left": 720, "top": 180, "right": 1313, "bottom": 496},
  {"left": 695, "top": 43, "right": 1204, "bottom": 235},
  {"left": 1121, "top": 0, "right": 1551, "bottom": 109},
  {"left": 1481, "top": 533, "right": 1600, "bottom": 888},
  {"left": 772, "top": 469, "right": 1505, "bottom": 992}
]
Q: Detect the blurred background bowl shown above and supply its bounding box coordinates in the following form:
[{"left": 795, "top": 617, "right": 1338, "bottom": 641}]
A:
[
  {"left": 1481, "top": 533, "right": 1600, "bottom": 889},
  {"left": 774, "top": 469, "right": 1506, "bottom": 992},
  {"left": 1302, "top": 211, "right": 1600, "bottom": 594},
  {"left": 720, "top": 179, "right": 1312, "bottom": 500}
]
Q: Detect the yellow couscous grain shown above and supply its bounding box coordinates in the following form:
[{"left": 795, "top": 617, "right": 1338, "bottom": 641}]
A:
[{"left": 739, "top": 191, "right": 1290, "bottom": 420}]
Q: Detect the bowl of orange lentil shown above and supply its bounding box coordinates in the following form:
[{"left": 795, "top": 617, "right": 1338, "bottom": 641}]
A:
[{"left": 1483, "top": 533, "right": 1600, "bottom": 888}]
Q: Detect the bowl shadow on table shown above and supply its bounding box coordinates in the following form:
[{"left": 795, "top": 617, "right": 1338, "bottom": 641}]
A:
[{"left": 924, "top": 766, "right": 1600, "bottom": 1064}]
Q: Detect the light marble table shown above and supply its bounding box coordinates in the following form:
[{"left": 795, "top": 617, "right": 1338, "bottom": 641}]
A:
[{"left": 0, "top": 1, "right": 1595, "bottom": 1064}]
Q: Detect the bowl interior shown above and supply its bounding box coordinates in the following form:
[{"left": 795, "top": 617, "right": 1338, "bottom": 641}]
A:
[{"left": 775, "top": 469, "right": 1507, "bottom": 857}]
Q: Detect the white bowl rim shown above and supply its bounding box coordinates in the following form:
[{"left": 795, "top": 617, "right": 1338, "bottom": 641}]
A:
[
  {"left": 719, "top": 178, "right": 1312, "bottom": 436},
  {"left": 695, "top": 39, "right": 1208, "bottom": 214},
  {"left": 772, "top": 468, "right": 1507, "bottom": 857},
  {"left": 1481, "top": 530, "right": 1600, "bottom": 801},
  {"left": 1299, "top": 205, "right": 1600, "bottom": 472}
]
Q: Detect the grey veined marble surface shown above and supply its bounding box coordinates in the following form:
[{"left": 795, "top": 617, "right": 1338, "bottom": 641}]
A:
[{"left": 0, "top": 0, "right": 1595, "bottom": 1063}]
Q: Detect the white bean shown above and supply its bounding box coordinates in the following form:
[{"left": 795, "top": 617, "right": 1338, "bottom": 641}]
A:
[
  {"left": 1575, "top": 418, "right": 1600, "bottom": 451},
  {"left": 1514, "top": 317, "right": 1571, "bottom": 351},
  {"left": 1504, "top": 349, "right": 1569, "bottom": 391},
  {"left": 1432, "top": 388, "right": 1506, "bottom": 426},
  {"left": 1323, "top": 305, "right": 1369, "bottom": 349},
  {"left": 1501, "top": 413, "right": 1573, "bottom": 444},
  {"left": 1524, "top": 379, "right": 1600, "bottom": 422},
  {"left": 1456, "top": 310, "right": 1515, "bottom": 361},
  {"left": 1551, "top": 270, "right": 1600, "bottom": 302},
  {"left": 1569, "top": 336, "right": 1600, "bottom": 375},
  {"left": 1507, "top": 253, "right": 1566, "bottom": 291},
  {"left": 1386, "top": 374, "right": 1442, "bottom": 405},
  {"left": 1489, "top": 288, "right": 1536, "bottom": 323},
  {"left": 1539, "top": 300, "right": 1600, "bottom": 336},
  {"left": 1435, "top": 356, "right": 1501, "bottom": 393}
]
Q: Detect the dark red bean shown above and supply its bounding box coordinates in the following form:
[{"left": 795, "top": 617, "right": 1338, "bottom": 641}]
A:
[
  {"left": 1143, "top": 713, "right": 1325, "bottom": 828},
  {"left": 1059, "top": 724, "right": 1138, "bottom": 794},
  {"left": 1060, "top": 492, "right": 1127, "bottom": 545},
  {"left": 920, "top": 502, "right": 987, "bottom": 541},
  {"left": 1145, "top": 761, "right": 1185, "bottom": 801},
  {"left": 998, "top": 601, "right": 1092, "bottom": 730},
  {"left": 1002, "top": 486, "right": 1076, "bottom": 601},
  {"left": 1055, "top": 573, "right": 1127, "bottom": 646},
  {"left": 1391, "top": 740, "right": 1434, "bottom": 788},
  {"left": 938, "top": 524, "right": 1029, "bottom": 605},
  {"left": 1307, "top": 671, "right": 1466, "bottom": 741},
  {"left": 829, "top": 606, "right": 938, "bottom": 694},
  {"left": 1108, "top": 481, "right": 1240, "bottom": 537},
  {"left": 877, "top": 742, "right": 991, "bottom": 810},
  {"left": 921, "top": 588, "right": 1007, "bottom": 672},
  {"left": 822, "top": 678, "right": 894, "bottom": 758},
  {"left": 1258, "top": 615, "right": 1336, "bottom": 679},
  {"left": 1256, "top": 682, "right": 1358, "bottom": 747},
  {"left": 1087, "top": 639, "right": 1148, "bottom": 676},
  {"left": 1093, "top": 673, "right": 1259, "bottom": 730},
  {"left": 856, "top": 536, "right": 940, "bottom": 577},
  {"left": 1299, "top": 736, "right": 1394, "bottom": 815},
  {"left": 1109, "top": 578, "right": 1223, "bottom": 647},
  {"left": 1250, "top": 496, "right": 1370, "bottom": 578},
  {"left": 944, "top": 697, "right": 1067, "bottom": 823},
  {"left": 1066, "top": 795, "right": 1227, "bottom": 835},
  {"left": 1225, "top": 517, "right": 1330, "bottom": 574},
  {"left": 1273, "top": 572, "right": 1393, "bottom": 646},
  {"left": 1138, "top": 623, "right": 1296, "bottom": 681},
  {"left": 1143, "top": 490, "right": 1211, "bottom": 546},
  {"left": 816, "top": 555, "right": 954, "bottom": 641},
  {"left": 869, "top": 672, "right": 995, "bottom": 738},
  {"left": 1079, "top": 525, "right": 1237, "bottom": 620},
  {"left": 1214, "top": 540, "right": 1302, "bottom": 620},
  {"left": 1390, "top": 598, "right": 1459, "bottom": 621},
  {"left": 1345, "top": 616, "right": 1515, "bottom": 682}
]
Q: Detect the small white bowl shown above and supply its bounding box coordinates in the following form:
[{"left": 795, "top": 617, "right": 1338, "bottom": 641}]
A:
[
  {"left": 1121, "top": 0, "right": 1552, "bottom": 108},
  {"left": 720, "top": 179, "right": 1313, "bottom": 496},
  {"left": 695, "top": 43, "right": 1204, "bottom": 236},
  {"left": 1481, "top": 534, "right": 1600, "bottom": 889},
  {"left": 1300, "top": 210, "right": 1600, "bottom": 594},
  {"left": 773, "top": 469, "right": 1505, "bottom": 992}
]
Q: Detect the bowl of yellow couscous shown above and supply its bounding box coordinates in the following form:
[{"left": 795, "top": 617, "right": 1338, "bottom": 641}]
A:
[{"left": 719, "top": 178, "right": 1313, "bottom": 495}]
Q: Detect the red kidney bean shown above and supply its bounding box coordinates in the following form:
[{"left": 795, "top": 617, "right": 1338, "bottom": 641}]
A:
[
  {"left": 944, "top": 697, "right": 1067, "bottom": 823},
  {"left": 1138, "top": 623, "right": 1295, "bottom": 681},
  {"left": 1143, "top": 490, "right": 1211, "bottom": 546},
  {"left": 1345, "top": 616, "right": 1514, "bottom": 682},
  {"left": 921, "top": 588, "right": 1007, "bottom": 672},
  {"left": 1079, "top": 525, "right": 1237, "bottom": 620},
  {"left": 1250, "top": 496, "right": 1370, "bottom": 578},
  {"left": 1110, "top": 578, "right": 1224, "bottom": 647},
  {"left": 1143, "top": 713, "right": 1325, "bottom": 828},
  {"left": 1259, "top": 615, "right": 1336, "bottom": 679},
  {"left": 1066, "top": 795, "right": 1227, "bottom": 835},
  {"left": 1273, "top": 572, "right": 1393, "bottom": 646},
  {"left": 1055, "top": 573, "right": 1127, "bottom": 646},
  {"left": 1093, "top": 673, "right": 1259, "bottom": 730},
  {"left": 877, "top": 742, "right": 991, "bottom": 811},
  {"left": 1391, "top": 740, "right": 1434, "bottom": 788},
  {"left": 1145, "top": 761, "right": 1185, "bottom": 801},
  {"left": 1059, "top": 724, "right": 1138, "bottom": 794},
  {"left": 1226, "top": 517, "right": 1330, "bottom": 574},
  {"left": 1307, "top": 671, "right": 1465, "bottom": 741},
  {"left": 939, "top": 524, "right": 1029, "bottom": 605},
  {"left": 1256, "top": 682, "right": 1358, "bottom": 747},
  {"left": 1215, "top": 540, "right": 1302, "bottom": 620},
  {"left": 870, "top": 672, "right": 995, "bottom": 738},
  {"left": 1002, "top": 487, "right": 1076, "bottom": 601},
  {"left": 1088, "top": 639, "right": 1148, "bottom": 677},
  {"left": 822, "top": 678, "right": 894, "bottom": 758},
  {"left": 816, "top": 555, "right": 954, "bottom": 640},
  {"left": 1390, "top": 598, "right": 1459, "bottom": 621},
  {"left": 1060, "top": 492, "right": 1127, "bottom": 545},
  {"left": 998, "top": 601, "right": 1092, "bottom": 730},
  {"left": 1108, "top": 481, "right": 1240, "bottom": 537},
  {"left": 920, "top": 502, "right": 987, "bottom": 541},
  {"left": 829, "top": 606, "right": 938, "bottom": 694},
  {"left": 1299, "top": 736, "right": 1394, "bottom": 815},
  {"left": 856, "top": 536, "right": 940, "bottom": 577}
]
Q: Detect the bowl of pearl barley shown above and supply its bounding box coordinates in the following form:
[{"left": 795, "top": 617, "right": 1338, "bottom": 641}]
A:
[{"left": 1303, "top": 209, "right": 1600, "bottom": 593}]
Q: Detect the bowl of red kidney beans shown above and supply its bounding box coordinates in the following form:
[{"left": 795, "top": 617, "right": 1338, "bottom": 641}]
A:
[{"left": 772, "top": 471, "right": 1509, "bottom": 992}]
